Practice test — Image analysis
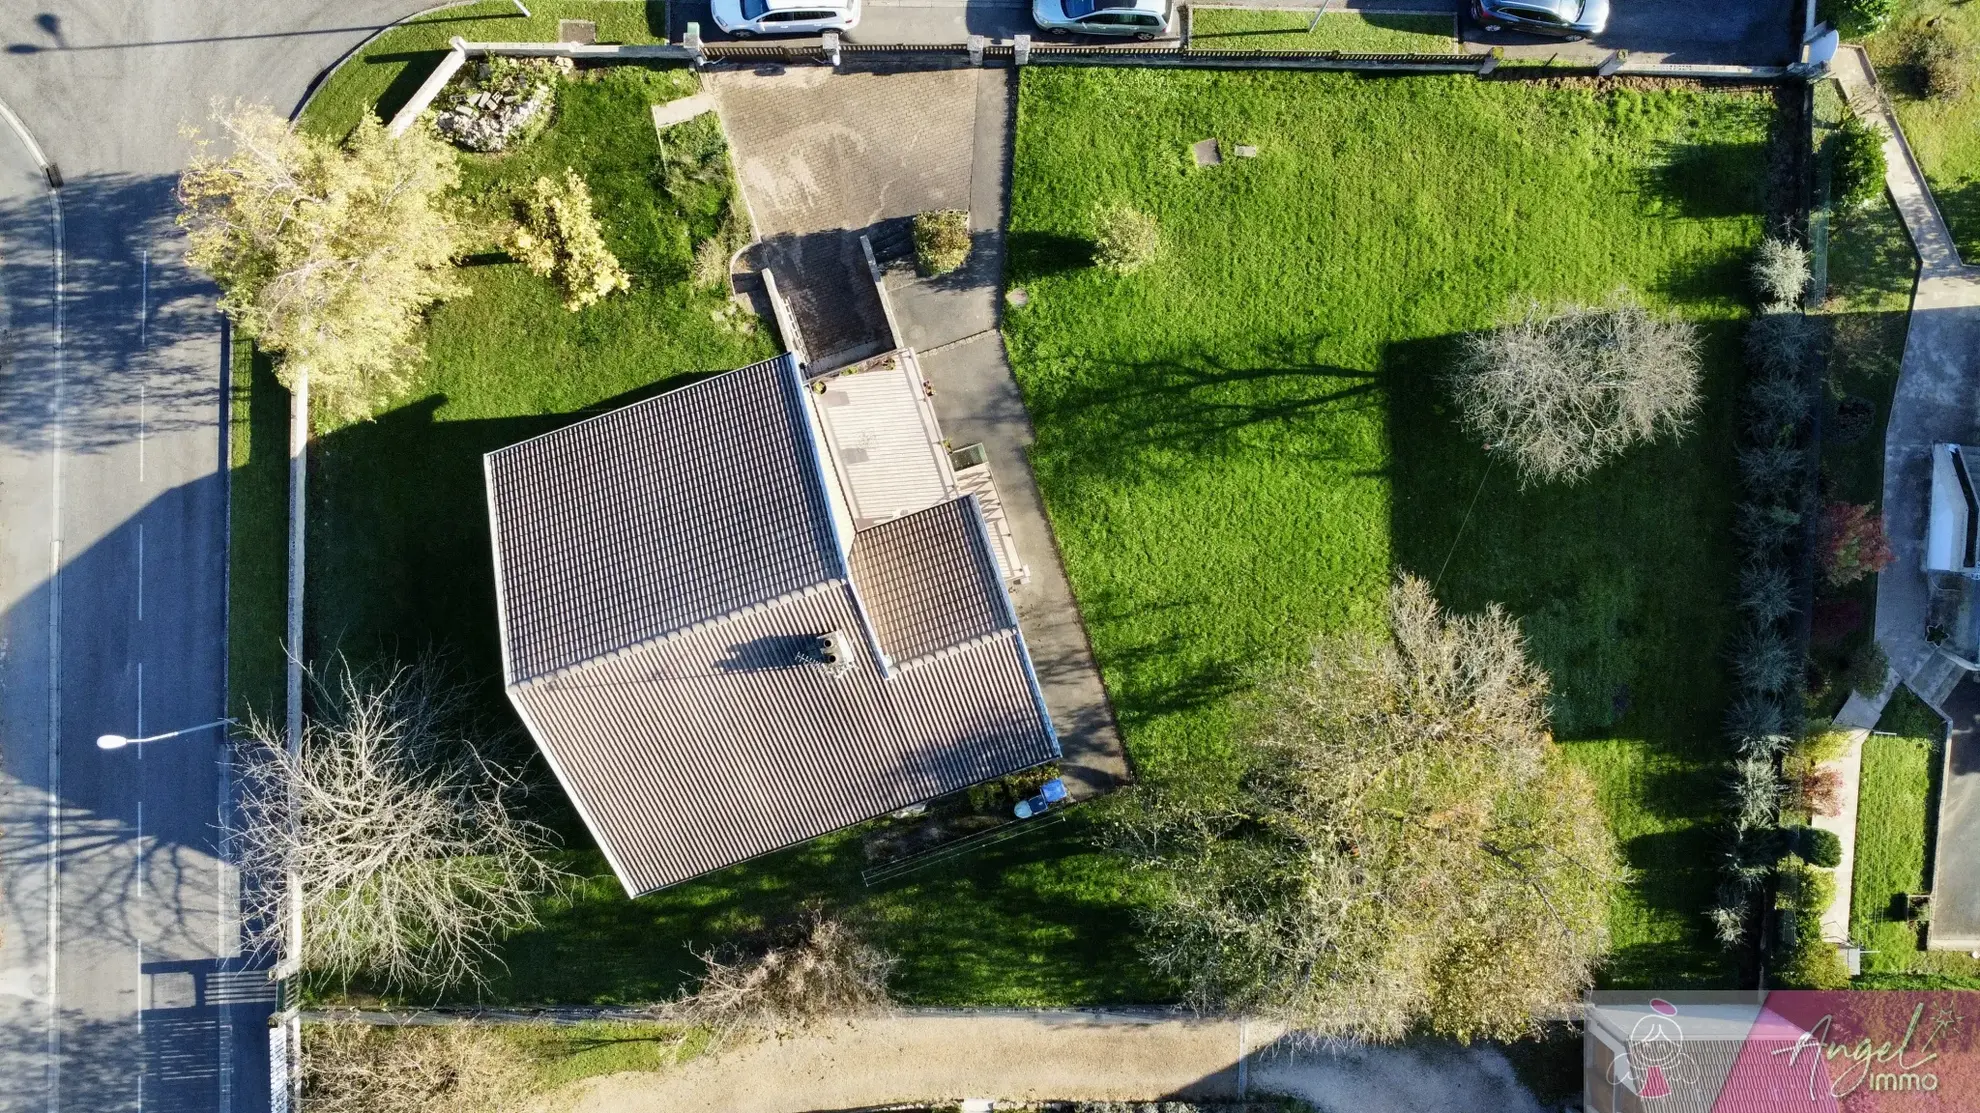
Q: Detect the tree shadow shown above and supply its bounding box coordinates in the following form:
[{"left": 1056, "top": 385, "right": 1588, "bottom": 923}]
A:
[
  {"left": 1006, "top": 230, "right": 1094, "bottom": 284},
  {"left": 1639, "top": 138, "right": 1770, "bottom": 220}
]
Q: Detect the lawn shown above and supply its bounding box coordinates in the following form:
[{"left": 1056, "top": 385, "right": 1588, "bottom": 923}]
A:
[
  {"left": 1862, "top": 0, "right": 1980, "bottom": 259},
  {"left": 1005, "top": 69, "right": 1777, "bottom": 988},
  {"left": 1187, "top": 9, "right": 1458, "bottom": 52},
  {"left": 1852, "top": 691, "right": 1940, "bottom": 972}
]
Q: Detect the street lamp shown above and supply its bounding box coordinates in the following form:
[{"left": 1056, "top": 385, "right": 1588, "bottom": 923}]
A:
[{"left": 96, "top": 719, "right": 235, "bottom": 750}]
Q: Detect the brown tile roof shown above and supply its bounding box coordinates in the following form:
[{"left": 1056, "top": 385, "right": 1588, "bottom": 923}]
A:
[{"left": 849, "top": 497, "right": 1014, "bottom": 666}]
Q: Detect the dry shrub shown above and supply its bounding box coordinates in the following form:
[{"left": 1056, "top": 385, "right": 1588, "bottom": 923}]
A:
[
  {"left": 1450, "top": 293, "right": 1700, "bottom": 486},
  {"left": 675, "top": 913, "right": 894, "bottom": 1041},
  {"left": 1912, "top": 21, "right": 1974, "bottom": 100},
  {"left": 237, "top": 656, "right": 567, "bottom": 990},
  {"left": 302, "top": 1021, "right": 533, "bottom": 1113},
  {"left": 913, "top": 208, "right": 972, "bottom": 275}
]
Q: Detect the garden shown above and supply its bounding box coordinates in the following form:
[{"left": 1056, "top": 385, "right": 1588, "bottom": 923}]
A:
[
  {"left": 225, "top": 3, "right": 1849, "bottom": 1021},
  {"left": 1857, "top": 0, "right": 1980, "bottom": 258}
]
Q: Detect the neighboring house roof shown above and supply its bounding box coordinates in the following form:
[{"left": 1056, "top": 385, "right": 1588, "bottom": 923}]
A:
[{"left": 484, "top": 354, "right": 1058, "bottom": 895}]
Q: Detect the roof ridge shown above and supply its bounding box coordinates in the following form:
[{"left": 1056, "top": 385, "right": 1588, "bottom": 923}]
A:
[{"left": 511, "top": 577, "right": 849, "bottom": 689}]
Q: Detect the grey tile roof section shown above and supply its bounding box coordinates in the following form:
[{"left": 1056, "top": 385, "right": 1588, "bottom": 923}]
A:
[
  {"left": 485, "top": 355, "right": 1059, "bottom": 896},
  {"left": 850, "top": 497, "right": 1014, "bottom": 666},
  {"left": 484, "top": 355, "right": 841, "bottom": 683}
]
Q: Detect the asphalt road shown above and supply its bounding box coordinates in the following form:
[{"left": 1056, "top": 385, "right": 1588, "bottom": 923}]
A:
[{"left": 0, "top": 5, "right": 418, "bottom": 1111}]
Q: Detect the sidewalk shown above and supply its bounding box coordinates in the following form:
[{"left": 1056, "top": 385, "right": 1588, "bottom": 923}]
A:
[{"left": 535, "top": 1011, "right": 1542, "bottom": 1113}]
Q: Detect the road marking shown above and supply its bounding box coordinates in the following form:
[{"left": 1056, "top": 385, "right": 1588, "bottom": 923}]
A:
[
  {"left": 136, "top": 523, "right": 144, "bottom": 622},
  {"left": 139, "top": 248, "right": 148, "bottom": 351},
  {"left": 139, "top": 379, "right": 146, "bottom": 483},
  {"left": 43, "top": 172, "right": 67, "bottom": 1113}
]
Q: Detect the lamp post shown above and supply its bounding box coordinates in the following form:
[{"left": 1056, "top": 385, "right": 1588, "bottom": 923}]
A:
[{"left": 95, "top": 718, "right": 234, "bottom": 750}]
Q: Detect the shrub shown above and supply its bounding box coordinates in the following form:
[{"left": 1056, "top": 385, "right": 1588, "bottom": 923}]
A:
[
  {"left": 1751, "top": 237, "right": 1810, "bottom": 308},
  {"left": 675, "top": 913, "right": 895, "bottom": 1043},
  {"left": 913, "top": 209, "right": 972, "bottom": 275},
  {"left": 1725, "top": 688, "right": 1786, "bottom": 740},
  {"left": 1745, "top": 312, "right": 1818, "bottom": 378},
  {"left": 1737, "top": 562, "right": 1795, "bottom": 626},
  {"left": 1912, "top": 21, "right": 1973, "bottom": 100},
  {"left": 508, "top": 167, "right": 631, "bottom": 311},
  {"left": 1736, "top": 502, "right": 1803, "bottom": 551},
  {"left": 1709, "top": 905, "right": 1748, "bottom": 947},
  {"left": 1732, "top": 628, "right": 1799, "bottom": 693},
  {"left": 1819, "top": 501, "right": 1896, "bottom": 588},
  {"left": 1748, "top": 372, "right": 1812, "bottom": 443},
  {"left": 1731, "top": 756, "right": 1783, "bottom": 831},
  {"left": 1451, "top": 293, "right": 1701, "bottom": 486},
  {"left": 1843, "top": 639, "right": 1891, "bottom": 696},
  {"left": 1795, "top": 767, "right": 1845, "bottom": 818},
  {"left": 1775, "top": 912, "right": 1851, "bottom": 989},
  {"left": 1832, "top": 111, "right": 1888, "bottom": 212},
  {"left": 1093, "top": 205, "right": 1160, "bottom": 273},
  {"left": 1834, "top": 0, "right": 1898, "bottom": 37},
  {"left": 1738, "top": 443, "right": 1804, "bottom": 494},
  {"left": 1797, "top": 826, "right": 1844, "bottom": 869}
]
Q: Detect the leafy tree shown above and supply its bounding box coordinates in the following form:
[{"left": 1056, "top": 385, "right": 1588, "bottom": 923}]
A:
[
  {"left": 177, "top": 103, "right": 465, "bottom": 424},
  {"left": 1450, "top": 294, "right": 1701, "bottom": 486},
  {"left": 1820, "top": 500, "right": 1895, "bottom": 587},
  {"left": 1116, "top": 576, "right": 1624, "bottom": 1043},
  {"left": 508, "top": 168, "right": 631, "bottom": 311}
]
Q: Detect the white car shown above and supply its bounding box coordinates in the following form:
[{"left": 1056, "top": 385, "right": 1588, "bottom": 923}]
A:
[
  {"left": 1032, "top": 0, "right": 1171, "bottom": 39},
  {"left": 711, "top": 0, "right": 861, "bottom": 37}
]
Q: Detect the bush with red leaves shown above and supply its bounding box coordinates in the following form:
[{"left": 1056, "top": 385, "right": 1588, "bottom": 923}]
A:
[{"left": 1820, "top": 501, "right": 1895, "bottom": 588}]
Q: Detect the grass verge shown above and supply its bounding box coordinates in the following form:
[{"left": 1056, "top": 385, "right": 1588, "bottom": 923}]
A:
[
  {"left": 1006, "top": 69, "right": 1774, "bottom": 988},
  {"left": 1863, "top": 0, "right": 1980, "bottom": 259},
  {"left": 1852, "top": 691, "right": 1939, "bottom": 972},
  {"left": 1187, "top": 9, "right": 1458, "bottom": 51}
]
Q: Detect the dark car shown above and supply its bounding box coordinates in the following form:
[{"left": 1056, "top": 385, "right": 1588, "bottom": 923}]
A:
[{"left": 1471, "top": 0, "right": 1609, "bottom": 39}]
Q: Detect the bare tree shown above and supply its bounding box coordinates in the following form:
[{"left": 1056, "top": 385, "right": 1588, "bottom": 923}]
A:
[
  {"left": 236, "top": 657, "right": 566, "bottom": 990},
  {"left": 673, "top": 912, "right": 894, "bottom": 1043},
  {"left": 303, "top": 1020, "right": 533, "bottom": 1113},
  {"left": 1450, "top": 292, "right": 1701, "bottom": 486},
  {"left": 1116, "top": 576, "right": 1624, "bottom": 1044}
]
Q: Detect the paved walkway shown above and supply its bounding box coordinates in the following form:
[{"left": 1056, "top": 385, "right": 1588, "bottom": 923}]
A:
[
  {"left": 532, "top": 1011, "right": 1541, "bottom": 1113},
  {"left": 1836, "top": 45, "right": 1980, "bottom": 950}
]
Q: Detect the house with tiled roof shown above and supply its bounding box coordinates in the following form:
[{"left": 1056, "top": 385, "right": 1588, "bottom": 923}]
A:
[{"left": 483, "top": 352, "right": 1057, "bottom": 896}]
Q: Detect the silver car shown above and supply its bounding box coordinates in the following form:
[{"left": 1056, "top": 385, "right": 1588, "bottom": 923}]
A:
[
  {"left": 1032, "top": 0, "right": 1172, "bottom": 40},
  {"left": 710, "top": 0, "right": 861, "bottom": 38}
]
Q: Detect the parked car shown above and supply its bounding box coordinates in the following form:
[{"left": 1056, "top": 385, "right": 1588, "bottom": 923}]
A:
[
  {"left": 1470, "top": 0, "right": 1608, "bottom": 40},
  {"left": 1032, "top": 0, "right": 1172, "bottom": 41},
  {"left": 711, "top": 0, "right": 860, "bottom": 38}
]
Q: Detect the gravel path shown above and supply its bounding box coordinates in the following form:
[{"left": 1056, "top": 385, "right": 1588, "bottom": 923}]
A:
[{"left": 532, "top": 1011, "right": 1541, "bottom": 1113}]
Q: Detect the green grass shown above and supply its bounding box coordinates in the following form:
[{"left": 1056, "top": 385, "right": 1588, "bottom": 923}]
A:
[
  {"left": 301, "top": 0, "right": 665, "bottom": 142},
  {"left": 500, "top": 1021, "right": 709, "bottom": 1089},
  {"left": 228, "top": 337, "right": 290, "bottom": 725},
  {"left": 1188, "top": 9, "right": 1458, "bottom": 52},
  {"left": 1807, "top": 78, "right": 1917, "bottom": 710},
  {"left": 1006, "top": 69, "right": 1775, "bottom": 988},
  {"left": 1863, "top": 0, "right": 1980, "bottom": 259},
  {"left": 1852, "top": 691, "right": 1940, "bottom": 972}
]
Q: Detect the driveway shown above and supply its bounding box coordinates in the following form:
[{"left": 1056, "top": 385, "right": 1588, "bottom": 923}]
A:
[
  {"left": 538, "top": 1011, "right": 1542, "bottom": 1113},
  {"left": 710, "top": 65, "right": 1130, "bottom": 794},
  {"left": 0, "top": 5, "right": 425, "bottom": 1111}
]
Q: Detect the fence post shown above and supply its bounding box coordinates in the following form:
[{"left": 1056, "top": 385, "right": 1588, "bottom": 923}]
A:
[
  {"left": 969, "top": 33, "right": 986, "bottom": 66},
  {"left": 1014, "top": 33, "right": 1031, "bottom": 65},
  {"left": 1180, "top": 3, "right": 1193, "bottom": 50},
  {"left": 685, "top": 21, "right": 704, "bottom": 66},
  {"left": 822, "top": 29, "right": 841, "bottom": 67}
]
